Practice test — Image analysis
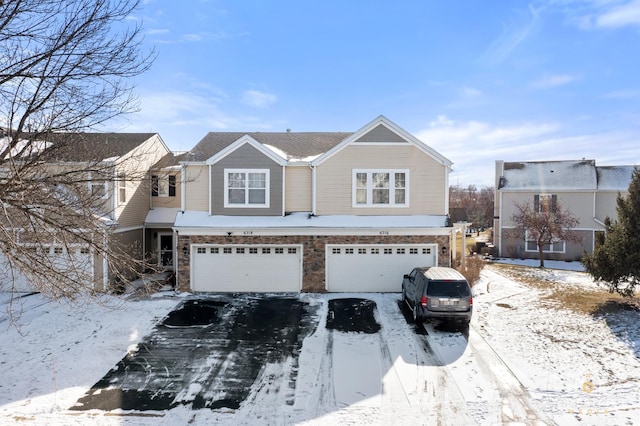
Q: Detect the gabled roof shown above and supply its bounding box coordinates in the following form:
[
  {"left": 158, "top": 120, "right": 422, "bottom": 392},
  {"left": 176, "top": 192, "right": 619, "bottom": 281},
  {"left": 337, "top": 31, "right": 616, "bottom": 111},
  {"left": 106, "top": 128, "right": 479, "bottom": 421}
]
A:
[
  {"left": 41, "top": 132, "right": 159, "bottom": 162},
  {"left": 498, "top": 160, "right": 598, "bottom": 191},
  {"left": 596, "top": 166, "right": 635, "bottom": 191},
  {"left": 204, "top": 135, "right": 288, "bottom": 166},
  {"left": 312, "top": 115, "right": 453, "bottom": 167},
  {"left": 498, "top": 160, "right": 637, "bottom": 191},
  {"left": 184, "top": 131, "right": 351, "bottom": 163}
]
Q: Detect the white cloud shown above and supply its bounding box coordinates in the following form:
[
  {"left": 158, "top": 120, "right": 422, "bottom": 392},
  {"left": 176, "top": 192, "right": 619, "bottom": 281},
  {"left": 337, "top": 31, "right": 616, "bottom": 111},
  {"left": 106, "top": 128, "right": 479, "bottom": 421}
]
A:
[
  {"left": 556, "top": 0, "right": 640, "bottom": 30},
  {"left": 596, "top": 0, "right": 640, "bottom": 28},
  {"left": 416, "top": 115, "right": 640, "bottom": 187},
  {"left": 480, "top": 3, "right": 541, "bottom": 64},
  {"left": 416, "top": 116, "right": 561, "bottom": 186},
  {"left": 530, "top": 73, "right": 579, "bottom": 89},
  {"left": 241, "top": 90, "right": 277, "bottom": 108},
  {"left": 459, "top": 87, "right": 483, "bottom": 98},
  {"left": 146, "top": 28, "right": 169, "bottom": 35}
]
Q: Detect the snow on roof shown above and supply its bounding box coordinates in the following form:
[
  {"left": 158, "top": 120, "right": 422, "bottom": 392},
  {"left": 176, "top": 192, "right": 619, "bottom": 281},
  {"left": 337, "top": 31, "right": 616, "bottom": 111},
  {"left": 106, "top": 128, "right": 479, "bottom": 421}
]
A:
[
  {"left": 0, "top": 136, "right": 51, "bottom": 159},
  {"left": 173, "top": 211, "right": 449, "bottom": 229},
  {"left": 145, "top": 208, "right": 180, "bottom": 226},
  {"left": 500, "top": 160, "right": 597, "bottom": 190},
  {"left": 596, "top": 166, "right": 635, "bottom": 190}
]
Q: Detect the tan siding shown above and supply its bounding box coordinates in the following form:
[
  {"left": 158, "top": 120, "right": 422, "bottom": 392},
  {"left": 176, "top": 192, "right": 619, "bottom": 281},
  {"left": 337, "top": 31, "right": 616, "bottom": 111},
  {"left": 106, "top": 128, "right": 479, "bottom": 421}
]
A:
[
  {"left": 595, "top": 191, "right": 624, "bottom": 223},
  {"left": 315, "top": 145, "right": 446, "bottom": 215},
  {"left": 184, "top": 165, "right": 209, "bottom": 211},
  {"left": 285, "top": 166, "right": 312, "bottom": 212},
  {"left": 114, "top": 135, "right": 169, "bottom": 227},
  {"left": 500, "top": 191, "right": 599, "bottom": 228},
  {"left": 151, "top": 172, "right": 182, "bottom": 209}
]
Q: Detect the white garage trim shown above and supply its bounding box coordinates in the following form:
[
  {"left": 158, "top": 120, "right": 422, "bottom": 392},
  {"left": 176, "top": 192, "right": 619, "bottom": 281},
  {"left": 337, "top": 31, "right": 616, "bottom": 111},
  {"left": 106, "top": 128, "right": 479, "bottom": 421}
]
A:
[
  {"left": 0, "top": 246, "right": 94, "bottom": 293},
  {"left": 191, "top": 244, "right": 303, "bottom": 292},
  {"left": 325, "top": 244, "right": 438, "bottom": 293}
]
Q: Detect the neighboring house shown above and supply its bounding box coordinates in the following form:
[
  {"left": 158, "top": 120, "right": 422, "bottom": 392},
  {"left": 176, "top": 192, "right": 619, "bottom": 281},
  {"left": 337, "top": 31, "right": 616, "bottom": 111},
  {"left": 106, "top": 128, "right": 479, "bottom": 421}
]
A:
[
  {"left": 162, "top": 115, "right": 455, "bottom": 293},
  {"left": 493, "top": 159, "right": 634, "bottom": 261},
  {"left": 0, "top": 132, "right": 170, "bottom": 292},
  {"left": 144, "top": 151, "right": 184, "bottom": 272}
]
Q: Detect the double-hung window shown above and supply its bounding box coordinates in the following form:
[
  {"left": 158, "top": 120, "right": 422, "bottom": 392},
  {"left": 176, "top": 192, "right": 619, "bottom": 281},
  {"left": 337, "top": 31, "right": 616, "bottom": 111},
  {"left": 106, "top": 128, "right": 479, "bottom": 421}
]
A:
[
  {"left": 353, "top": 169, "right": 408, "bottom": 207},
  {"left": 525, "top": 231, "right": 566, "bottom": 253},
  {"left": 152, "top": 175, "right": 176, "bottom": 197},
  {"left": 224, "top": 169, "right": 269, "bottom": 208},
  {"left": 534, "top": 194, "right": 557, "bottom": 214},
  {"left": 88, "top": 172, "right": 108, "bottom": 199},
  {"left": 117, "top": 173, "right": 126, "bottom": 204}
]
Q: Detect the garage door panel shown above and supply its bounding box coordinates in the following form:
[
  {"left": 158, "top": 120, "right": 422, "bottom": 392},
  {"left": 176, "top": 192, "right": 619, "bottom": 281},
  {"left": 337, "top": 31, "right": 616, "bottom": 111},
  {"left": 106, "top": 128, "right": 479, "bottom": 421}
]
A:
[
  {"left": 192, "top": 245, "right": 302, "bottom": 292},
  {"left": 326, "top": 245, "right": 437, "bottom": 292}
]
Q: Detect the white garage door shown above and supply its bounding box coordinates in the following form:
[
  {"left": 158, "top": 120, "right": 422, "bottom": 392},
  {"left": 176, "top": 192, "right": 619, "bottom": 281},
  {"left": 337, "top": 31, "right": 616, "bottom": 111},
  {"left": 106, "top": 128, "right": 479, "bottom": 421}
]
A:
[
  {"left": 191, "top": 245, "right": 302, "bottom": 292},
  {"left": 326, "top": 244, "right": 437, "bottom": 292},
  {"left": 0, "top": 247, "right": 93, "bottom": 293}
]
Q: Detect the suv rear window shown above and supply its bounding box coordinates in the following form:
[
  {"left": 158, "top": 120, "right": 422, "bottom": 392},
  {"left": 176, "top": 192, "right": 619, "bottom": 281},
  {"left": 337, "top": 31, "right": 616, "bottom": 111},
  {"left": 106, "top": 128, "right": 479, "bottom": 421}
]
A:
[{"left": 426, "top": 280, "right": 470, "bottom": 297}]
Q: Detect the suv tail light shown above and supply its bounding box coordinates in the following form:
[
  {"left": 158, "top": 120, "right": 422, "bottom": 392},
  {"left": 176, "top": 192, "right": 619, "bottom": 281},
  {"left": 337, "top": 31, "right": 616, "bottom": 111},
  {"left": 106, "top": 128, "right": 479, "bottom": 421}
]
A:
[
  {"left": 420, "top": 295, "right": 428, "bottom": 307},
  {"left": 469, "top": 297, "right": 473, "bottom": 306}
]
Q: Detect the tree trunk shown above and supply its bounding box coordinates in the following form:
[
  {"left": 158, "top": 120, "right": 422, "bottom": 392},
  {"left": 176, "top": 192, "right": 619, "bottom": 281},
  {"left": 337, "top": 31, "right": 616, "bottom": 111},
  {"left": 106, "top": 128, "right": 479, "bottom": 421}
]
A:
[{"left": 538, "top": 243, "right": 545, "bottom": 268}]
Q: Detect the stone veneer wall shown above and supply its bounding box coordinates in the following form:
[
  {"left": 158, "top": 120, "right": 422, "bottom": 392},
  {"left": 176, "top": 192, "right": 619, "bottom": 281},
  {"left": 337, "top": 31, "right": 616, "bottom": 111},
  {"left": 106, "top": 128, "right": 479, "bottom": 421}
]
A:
[{"left": 176, "top": 234, "right": 451, "bottom": 292}]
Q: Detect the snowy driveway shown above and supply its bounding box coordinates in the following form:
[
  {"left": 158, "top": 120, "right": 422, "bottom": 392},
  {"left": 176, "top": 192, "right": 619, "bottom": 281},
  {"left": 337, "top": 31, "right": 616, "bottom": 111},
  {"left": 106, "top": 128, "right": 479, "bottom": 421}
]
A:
[
  {"left": 66, "top": 293, "right": 545, "bottom": 425},
  {"left": 3, "top": 263, "right": 639, "bottom": 425}
]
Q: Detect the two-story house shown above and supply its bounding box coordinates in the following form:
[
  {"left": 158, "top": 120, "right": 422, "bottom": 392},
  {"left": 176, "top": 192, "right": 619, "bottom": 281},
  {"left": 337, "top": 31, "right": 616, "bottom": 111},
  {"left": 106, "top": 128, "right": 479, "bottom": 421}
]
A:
[
  {"left": 158, "top": 116, "right": 455, "bottom": 293},
  {"left": 493, "top": 159, "right": 634, "bottom": 262},
  {"left": 0, "top": 132, "right": 170, "bottom": 292}
]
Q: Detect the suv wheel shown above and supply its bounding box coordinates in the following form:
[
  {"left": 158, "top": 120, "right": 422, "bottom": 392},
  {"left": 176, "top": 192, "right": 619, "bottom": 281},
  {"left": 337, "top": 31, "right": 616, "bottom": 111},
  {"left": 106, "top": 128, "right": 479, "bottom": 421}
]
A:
[{"left": 412, "top": 305, "right": 421, "bottom": 323}]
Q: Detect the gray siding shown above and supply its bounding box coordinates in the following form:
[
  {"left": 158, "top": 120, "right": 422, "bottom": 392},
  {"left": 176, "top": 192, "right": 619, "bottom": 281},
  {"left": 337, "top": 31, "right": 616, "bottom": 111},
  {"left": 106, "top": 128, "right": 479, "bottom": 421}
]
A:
[
  {"left": 354, "top": 124, "right": 407, "bottom": 143},
  {"left": 211, "top": 143, "right": 283, "bottom": 216}
]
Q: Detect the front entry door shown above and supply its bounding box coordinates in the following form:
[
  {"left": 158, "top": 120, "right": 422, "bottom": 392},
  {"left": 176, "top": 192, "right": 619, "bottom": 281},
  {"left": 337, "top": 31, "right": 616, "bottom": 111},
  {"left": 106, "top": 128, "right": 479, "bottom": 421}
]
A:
[{"left": 158, "top": 233, "right": 174, "bottom": 270}]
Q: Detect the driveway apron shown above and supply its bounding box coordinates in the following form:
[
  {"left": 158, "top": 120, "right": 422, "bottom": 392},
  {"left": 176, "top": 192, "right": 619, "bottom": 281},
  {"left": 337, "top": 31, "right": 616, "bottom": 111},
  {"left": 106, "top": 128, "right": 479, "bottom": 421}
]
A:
[{"left": 70, "top": 295, "right": 318, "bottom": 411}]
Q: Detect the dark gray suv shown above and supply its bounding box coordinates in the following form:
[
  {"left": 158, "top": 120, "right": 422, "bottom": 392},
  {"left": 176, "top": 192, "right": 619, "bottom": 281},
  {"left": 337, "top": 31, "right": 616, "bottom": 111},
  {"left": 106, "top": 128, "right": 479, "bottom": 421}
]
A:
[{"left": 401, "top": 267, "right": 473, "bottom": 325}]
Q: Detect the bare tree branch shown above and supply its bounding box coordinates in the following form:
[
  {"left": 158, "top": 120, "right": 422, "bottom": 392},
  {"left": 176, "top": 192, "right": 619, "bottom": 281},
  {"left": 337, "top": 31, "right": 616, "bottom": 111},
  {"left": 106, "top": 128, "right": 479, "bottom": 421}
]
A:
[
  {"left": 1, "top": 0, "right": 156, "bottom": 313},
  {"left": 509, "top": 200, "right": 581, "bottom": 268}
]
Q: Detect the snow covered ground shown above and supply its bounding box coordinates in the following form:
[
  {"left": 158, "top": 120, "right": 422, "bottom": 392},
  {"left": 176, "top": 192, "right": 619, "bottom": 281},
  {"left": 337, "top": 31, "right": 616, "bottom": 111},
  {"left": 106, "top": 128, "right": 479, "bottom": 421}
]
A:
[{"left": 0, "top": 261, "right": 638, "bottom": 425}]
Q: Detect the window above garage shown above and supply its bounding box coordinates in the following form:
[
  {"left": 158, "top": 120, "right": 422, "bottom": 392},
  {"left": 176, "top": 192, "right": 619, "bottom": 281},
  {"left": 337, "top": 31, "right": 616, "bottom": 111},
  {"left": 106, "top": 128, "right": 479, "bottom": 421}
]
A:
[
  {"left": 353, "top": 169, "right": 409, "bottom": 207},
  {"left": 224, "top": 169, "right": 270, "bottom": 208}
]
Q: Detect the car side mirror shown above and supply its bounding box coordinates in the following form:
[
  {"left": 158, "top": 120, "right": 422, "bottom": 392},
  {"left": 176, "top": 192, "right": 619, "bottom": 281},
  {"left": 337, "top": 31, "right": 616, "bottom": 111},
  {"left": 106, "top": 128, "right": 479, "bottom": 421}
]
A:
[{"left": 404, "top": 274, "right": 410, "bottom": 279}]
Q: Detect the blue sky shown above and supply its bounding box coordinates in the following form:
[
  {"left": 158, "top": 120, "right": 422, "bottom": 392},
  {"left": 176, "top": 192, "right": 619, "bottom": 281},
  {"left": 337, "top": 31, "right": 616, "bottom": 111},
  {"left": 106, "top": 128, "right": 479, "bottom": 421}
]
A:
[{"left": 118, "top": 0, "right": 640, "bottom": 187}]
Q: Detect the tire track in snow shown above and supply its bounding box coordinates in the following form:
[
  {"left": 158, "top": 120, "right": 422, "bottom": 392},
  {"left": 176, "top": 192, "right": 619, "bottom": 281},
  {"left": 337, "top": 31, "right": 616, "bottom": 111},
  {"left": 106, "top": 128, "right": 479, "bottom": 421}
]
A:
[
  {"left": 374, "top": 295, "right": 474, "bottom": 425},
  {"left": 424, "top": 319, "right": 549, "bottom": 425}
]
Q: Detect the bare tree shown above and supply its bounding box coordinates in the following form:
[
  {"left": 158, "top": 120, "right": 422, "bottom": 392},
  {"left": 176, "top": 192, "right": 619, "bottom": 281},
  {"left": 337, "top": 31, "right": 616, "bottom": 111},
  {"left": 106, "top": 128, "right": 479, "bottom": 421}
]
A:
[
  {"left": 0, "top": 0, "right": 155, "bottom": 306},
  {"left": 509, "top": 199, "right": 580, "bottom": 268},
  {"left": 449, "top": 184, "right": 494, "bottom": 232}
]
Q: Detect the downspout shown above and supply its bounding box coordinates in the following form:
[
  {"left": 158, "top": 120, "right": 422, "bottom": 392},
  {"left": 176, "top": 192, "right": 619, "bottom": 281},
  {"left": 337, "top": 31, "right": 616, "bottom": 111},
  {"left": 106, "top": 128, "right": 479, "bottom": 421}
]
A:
[
  {"left": 102, "top": 230, "right": 109, "bottom": 290},
  {"left": 208, "top": 164, "right": 212, "bottom": 215},
  {"left": 498, "top": 190, "right": 503, "bottom": 256},
  {"left": 311, "top": 165, "right": 317, "bottom": 215},
  {"left": 282, "top": 165, "right": 286, "bottom": 215},
  {"left": 180, "top": 164, "right": 186, "bottom": 212},
  {"left": 174, "top": 229, "right": 179, "bottom": 290}
]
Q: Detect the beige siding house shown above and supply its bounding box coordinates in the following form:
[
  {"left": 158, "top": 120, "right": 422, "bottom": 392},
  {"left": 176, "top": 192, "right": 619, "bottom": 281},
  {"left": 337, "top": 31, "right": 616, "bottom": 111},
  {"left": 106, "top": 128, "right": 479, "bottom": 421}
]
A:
[
  {"left": 1, "top": 132, "right": 171, "bottom": 293},
  {"left": 494, "top": 159, "right": 634, "bottom": 262},
  {"left": 170, "top": 115, "right": 456, "bottom": 294}
]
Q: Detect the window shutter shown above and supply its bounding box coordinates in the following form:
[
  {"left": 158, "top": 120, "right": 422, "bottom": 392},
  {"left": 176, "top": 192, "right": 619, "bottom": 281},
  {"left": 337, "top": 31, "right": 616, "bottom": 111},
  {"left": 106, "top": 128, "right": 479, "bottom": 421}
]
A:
[
  {"left": 168, "top": 175, "right": 176, "bottom": 197},
  {"left": 151, "top": 175, "right": 159, "bottom": 197},
  {"left": 551, "top": 195, "right": 557, "bottom": 213},
  {"left": 534, "top": 194, "right": 540, "bottom": 212}
]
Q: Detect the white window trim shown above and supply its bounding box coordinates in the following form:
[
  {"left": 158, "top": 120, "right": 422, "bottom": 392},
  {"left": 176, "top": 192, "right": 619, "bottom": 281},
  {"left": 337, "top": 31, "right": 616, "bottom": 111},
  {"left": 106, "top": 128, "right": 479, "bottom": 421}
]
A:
[
  {"left": 224, "top": 168, "right": 270, "bottom": 208},
  {"left": 88, "top": 172, "right": 108, "bottom": 200},
  {"left": 352, "top": 169, "right": 409, "bottom": 207},
  {"left": 524, "top": 231, "right": 566, "bottom": 253},
  {"left": 152, "top": 174, "right": 177, "bottom": 198},
  {"left": 117, "top": 173, "right": 126, "bottom": 205}
]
